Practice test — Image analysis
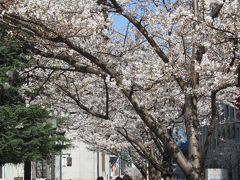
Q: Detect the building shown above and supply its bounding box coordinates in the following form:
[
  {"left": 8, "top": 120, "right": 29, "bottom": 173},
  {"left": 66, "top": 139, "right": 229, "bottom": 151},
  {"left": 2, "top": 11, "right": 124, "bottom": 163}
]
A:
[
  {"left": 173, "top": 102, "right": 240, "bottom": 179},
  {"left": 200, "top": 103, "right": 240, "bottom": 180},
  {"left": 0, "top": 138, "right": 110, "bottom": 180},
  {"left": 57, "top": 138, "right": 110, "bottom": 180}
]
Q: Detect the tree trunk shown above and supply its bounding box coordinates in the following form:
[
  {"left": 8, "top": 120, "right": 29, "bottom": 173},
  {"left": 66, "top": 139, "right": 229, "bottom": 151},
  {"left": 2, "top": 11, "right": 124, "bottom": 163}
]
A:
[
  {"left": 163, "top": 175, "right": 173, "bottom": 180},
  {"left": 24, "top": 161, "right": 31, "bottom": 180},
  {"left": 184, "top": 95, "right": 203, "bottom": 180},
  {"left": 148, "top": 165, "right": 155, "bottom": 180}
]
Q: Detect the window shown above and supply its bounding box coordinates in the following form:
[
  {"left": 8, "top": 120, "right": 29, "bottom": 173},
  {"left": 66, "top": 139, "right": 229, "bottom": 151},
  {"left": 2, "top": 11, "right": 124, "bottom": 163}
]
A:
[
  {"left": 212, "top": 138, "right": 217, "bottom": 149},
  {"left": 217, "top": 104, "right": 224, "bottom": 122},
  {"left": 236, "top": 127, "right": 240, "bottom": 140},
  {"left": 236, "top": 111, "right": 240, "bottom": 121},
  {"left": 217, "top": 113, "right": 223, "bottom": 123},
  {"left": 227, "top": 125, "right": 230, "bottom": 138},
  {"left": 229, "top": 106, "right": 235, "bottom": 121},
  {"left": 232, "top": 126, "right": 235, "bottom": 139},
  {"left": 222, "top": 128, "right": 226, "bottom": 138},
  {"left": 36, "top": 160, "right": 48, "bottom": 179},
  {"left": 225, "top": 105, "right": 229, "bottom": 121}
]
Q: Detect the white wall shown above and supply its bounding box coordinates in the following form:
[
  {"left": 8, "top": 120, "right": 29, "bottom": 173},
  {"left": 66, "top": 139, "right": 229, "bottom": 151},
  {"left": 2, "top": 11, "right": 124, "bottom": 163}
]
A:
[
  {"left": 1, "top": 140, "right": 110, "bottom": 180},
  {"left": 1, "top": 164, "right": 24, "bottom": 180},
  {"left": 55, "top": 139, "right": 110, "bottom": 180},
  {"left": 55, "top": 141, "right": 97, "bottom": 180}
]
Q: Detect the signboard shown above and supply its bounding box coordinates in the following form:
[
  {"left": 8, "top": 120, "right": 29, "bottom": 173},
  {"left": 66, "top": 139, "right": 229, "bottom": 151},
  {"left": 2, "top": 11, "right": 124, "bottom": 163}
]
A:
[
  {"left": 14, "top": 177, "right": 23, "bottom": 180},
  {"left": 205, "top": 169, "right": 228, "bottom": 180}
]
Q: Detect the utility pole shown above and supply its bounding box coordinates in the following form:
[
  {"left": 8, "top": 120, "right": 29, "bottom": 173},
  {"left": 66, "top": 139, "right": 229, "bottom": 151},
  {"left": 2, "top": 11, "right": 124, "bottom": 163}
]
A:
[
  {"left": 97, "top": 152, "right": 99, "bottom": 177},
  {"left": 60, "top": 150, "right": 62, "bottom": 180},
  {"left": 119, "top": 156, "right": 121, "bottom": 177}
]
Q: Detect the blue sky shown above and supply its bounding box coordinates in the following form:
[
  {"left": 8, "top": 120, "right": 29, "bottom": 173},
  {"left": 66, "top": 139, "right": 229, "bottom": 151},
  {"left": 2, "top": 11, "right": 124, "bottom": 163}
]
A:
[{"left": 112, "top": 14, "right": 128, "bottom": 32}]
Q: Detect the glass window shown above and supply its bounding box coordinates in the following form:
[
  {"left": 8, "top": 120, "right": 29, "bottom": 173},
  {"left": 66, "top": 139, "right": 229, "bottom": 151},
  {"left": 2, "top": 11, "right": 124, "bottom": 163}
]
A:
[
  {"left": 236, "top": 111, "right": 240, "bottom": 121},
  {"left": 232, "top": 126, "right": 235, "bottom": 139},
  {"left": 36, "top": 160, "right": 47, "bottom": 178},
  {"left": 212, "top": 139, "right": 217, "bottom": 149},
  {"left": 227, "top": 125, "right": 230, "bottom": 138},
  {"left": 229, "top": 106, "right": 235, "bottom": 121},
  {"left": 217, "top": 104, "right": 224, "bottom": 122},
  {"left": 217, "top": 113, "right": 222, "bottom": 123},
  {"left": 225, "top": 105, "right": 229, "bottom": 121},
  {"left": 236, "top": 127, "right": 240, "bottom": 140},
  {"left": 222, "top": 128, "right": 225, "bottom": 138}
]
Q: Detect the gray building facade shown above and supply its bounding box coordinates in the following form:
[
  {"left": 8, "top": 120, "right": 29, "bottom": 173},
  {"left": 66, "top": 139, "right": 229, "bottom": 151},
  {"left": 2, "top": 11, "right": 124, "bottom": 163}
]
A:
[{"left": 200, "top": 104, "right": 240, "bottom": 180}]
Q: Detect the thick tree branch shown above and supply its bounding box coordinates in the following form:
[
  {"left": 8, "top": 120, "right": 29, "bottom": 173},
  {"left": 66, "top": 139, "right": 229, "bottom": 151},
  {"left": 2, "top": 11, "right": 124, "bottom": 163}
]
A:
[
  {"left": 202, "top": 81, "right": 238, "bottom": 166},
  {"left": 103, "top": 78, "right": 109, "bottom": 119},
  {"left": 57, "top": 85, "right": 108, "bottom": 119},
  {"left": 117, "top": 128, "right": 168, "bottom": 174},
  {"left": 30, "top": 70, "right": 55, "bottom": 101},
  {"left": 212, "top": 81, "right": 237, "bottom": 93},
  {"left": 109, "top": 0, "right": 169, "bottom": 63},
  {"left": 202, "top": 92, "right": 216, "bottom": 168},
  {"left": 1, "top": 13, "right": 119, "bottom": 79},
  {"left": 32, "top": 65, "right": 92, "bottom": 73},
  {"left": 121, "top": 91, "right": 193, "bottom": 176},
  {"left": 107, "top": 1, "right": 187, "bottom": 92},
  {"left": 24, "top": 44, "right": 104, "bottom": 76}
]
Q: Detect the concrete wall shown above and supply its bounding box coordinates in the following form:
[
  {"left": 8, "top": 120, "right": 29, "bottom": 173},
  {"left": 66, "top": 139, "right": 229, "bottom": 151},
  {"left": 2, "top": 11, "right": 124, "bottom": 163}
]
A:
[
  {"left": 201, "top": 104, "right": 240, "bottom": 180},
  {"left": 0, "top": 140, "right": 110, "bottom": 180},
  {"left": 0, "top": 164, "right": 24, "bottom": 180}
]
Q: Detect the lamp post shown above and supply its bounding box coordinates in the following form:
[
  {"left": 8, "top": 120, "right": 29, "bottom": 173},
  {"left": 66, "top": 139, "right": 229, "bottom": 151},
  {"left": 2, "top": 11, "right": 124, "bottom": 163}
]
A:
[
  {"left": 56, "top": 130, "right": 65, "bottom": 180},
  {"left": 97, "top": 152, "right": 99, "bottom": 177},
  {"left": 60, "top": 150, "right": 62, "bottom": 180}
]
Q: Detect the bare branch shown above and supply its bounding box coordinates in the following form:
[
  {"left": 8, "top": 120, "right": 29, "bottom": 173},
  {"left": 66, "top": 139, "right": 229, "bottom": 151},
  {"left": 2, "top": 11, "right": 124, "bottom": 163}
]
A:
[
  {"left": 30, "top": 70, "right": 55, "bottom": 101},
  {"left": 103, "top": 78, "right": 109, "bottom": 119},
  {"left": 25, "top": 45, "right": 104, "bottom": 76},
  {"left": 117, "top": 128, "right": 169, "bottom": 174},
  {"left": 109, "top": 0, "right": 169, "bottom": 63},
  {"left": 57, "top": 85, "right": 108, "bottom": 119}
]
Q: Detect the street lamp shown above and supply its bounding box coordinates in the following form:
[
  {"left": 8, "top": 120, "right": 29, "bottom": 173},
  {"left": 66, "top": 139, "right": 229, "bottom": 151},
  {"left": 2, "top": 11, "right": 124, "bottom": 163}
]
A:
[{"left": 55, "top": 130, "right": 65, "bottom": 180}]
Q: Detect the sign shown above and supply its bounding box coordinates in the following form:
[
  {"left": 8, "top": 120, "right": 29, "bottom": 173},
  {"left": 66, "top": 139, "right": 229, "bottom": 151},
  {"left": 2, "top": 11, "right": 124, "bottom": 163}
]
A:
[
  {"left": 66, "top": 156, "right": 72, "bottom": 166},
  {"left": 206, "top": 169, "right": 228, "bottom": 180},
  {"left": 14, "top": 177, "right": 23, "bottom": 180}
]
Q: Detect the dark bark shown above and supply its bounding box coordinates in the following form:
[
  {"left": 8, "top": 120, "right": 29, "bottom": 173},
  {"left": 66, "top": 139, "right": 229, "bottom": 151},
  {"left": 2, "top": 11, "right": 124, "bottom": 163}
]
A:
[
  {"left": 134, "top": 163, "right": 147, "bottom": 179},
  {"left": 24, "top": 161, "right": 31, "bottom": 180}
]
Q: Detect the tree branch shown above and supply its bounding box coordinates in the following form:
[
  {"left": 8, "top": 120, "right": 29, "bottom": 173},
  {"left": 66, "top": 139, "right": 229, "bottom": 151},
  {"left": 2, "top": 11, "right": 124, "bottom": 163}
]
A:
[
  {"left": 30, "top": 70, "right": 55, "bottom": 101},
  {"left": 103, "top": 78, "right": 109, "bottom": 119},
  {"left": 57, "top": 85, "right": 108, "bottom": 119},
  {"left": 25, "top": 45, "right": 104, "bottom": 76},
  {"left": 117, "top": 128, "right": 168, "bottom": 174},
  {"left": 202, "top": 92, "right": 216, "bottom": 167},
  {"left": 110, "top": 0, "right": 169, "bottom": 63}
]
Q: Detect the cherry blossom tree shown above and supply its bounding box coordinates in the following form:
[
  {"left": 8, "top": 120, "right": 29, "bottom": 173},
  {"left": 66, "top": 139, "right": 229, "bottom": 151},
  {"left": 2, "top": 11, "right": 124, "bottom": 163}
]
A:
[{"left": 0, "top": 0, "right": 239, "bottom": 179}]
